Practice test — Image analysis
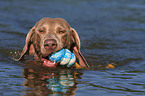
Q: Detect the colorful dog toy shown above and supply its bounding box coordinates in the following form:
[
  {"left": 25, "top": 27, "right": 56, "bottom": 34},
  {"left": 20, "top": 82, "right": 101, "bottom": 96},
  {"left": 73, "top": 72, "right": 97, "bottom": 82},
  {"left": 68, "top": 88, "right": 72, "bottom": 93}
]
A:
[{"left": 49, "top": 49, "right": 76, "bottom": 67}]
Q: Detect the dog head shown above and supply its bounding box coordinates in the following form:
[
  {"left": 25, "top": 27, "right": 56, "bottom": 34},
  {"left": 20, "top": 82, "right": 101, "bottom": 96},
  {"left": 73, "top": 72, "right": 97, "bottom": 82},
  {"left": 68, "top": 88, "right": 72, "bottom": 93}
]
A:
[{"left": 17, "top": 17, "right": 89, "bottom": 68}]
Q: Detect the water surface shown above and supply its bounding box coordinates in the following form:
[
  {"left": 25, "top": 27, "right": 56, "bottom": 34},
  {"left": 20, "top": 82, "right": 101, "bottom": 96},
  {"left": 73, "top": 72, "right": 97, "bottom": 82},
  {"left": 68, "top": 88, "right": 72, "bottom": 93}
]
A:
[{"left": 0, "top": 0, "right": 145, "bottom": 96}]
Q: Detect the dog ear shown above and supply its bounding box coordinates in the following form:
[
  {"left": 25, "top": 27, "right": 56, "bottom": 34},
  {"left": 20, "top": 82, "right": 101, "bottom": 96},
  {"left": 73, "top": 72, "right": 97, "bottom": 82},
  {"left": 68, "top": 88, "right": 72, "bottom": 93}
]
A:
[
  {"left": 70, "top": 28, "right": 90, "bottom": 68},
  {"left": 15, "top": 26, "right": 35, "bottom": 61}
]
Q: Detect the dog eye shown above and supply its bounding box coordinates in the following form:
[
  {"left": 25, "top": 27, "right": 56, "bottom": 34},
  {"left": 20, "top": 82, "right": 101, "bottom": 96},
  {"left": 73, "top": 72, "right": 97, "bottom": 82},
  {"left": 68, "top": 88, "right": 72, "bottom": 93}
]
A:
[
  {"left": 59, "top": 30, "right": 66, "bottom": 34},
  {"left": 38, "top": 29, "right": 45, "bottom": 33}
]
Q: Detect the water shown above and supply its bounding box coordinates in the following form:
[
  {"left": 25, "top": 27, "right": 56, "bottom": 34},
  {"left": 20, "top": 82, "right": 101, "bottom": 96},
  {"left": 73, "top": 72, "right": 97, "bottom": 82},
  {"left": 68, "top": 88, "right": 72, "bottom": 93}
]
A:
[{"left": 0, "top": 0, "right": 145, "bottom": 96}]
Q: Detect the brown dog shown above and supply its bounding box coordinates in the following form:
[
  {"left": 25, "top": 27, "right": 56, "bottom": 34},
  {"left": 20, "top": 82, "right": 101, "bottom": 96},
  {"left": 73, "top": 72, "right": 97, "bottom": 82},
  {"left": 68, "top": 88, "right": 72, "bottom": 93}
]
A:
[{"left": 16, "top": 17, "right": 90, "bottom": 68}]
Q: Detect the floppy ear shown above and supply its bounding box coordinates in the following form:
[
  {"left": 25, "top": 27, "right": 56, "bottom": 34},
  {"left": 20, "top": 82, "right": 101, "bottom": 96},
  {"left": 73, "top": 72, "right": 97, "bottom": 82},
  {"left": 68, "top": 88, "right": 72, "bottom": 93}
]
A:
[
  {"left": 70, "top": 28, "right": 90, "bottom": 68},
  {"left": 15, "top": 27, "right": 35, "bottom": 61}
]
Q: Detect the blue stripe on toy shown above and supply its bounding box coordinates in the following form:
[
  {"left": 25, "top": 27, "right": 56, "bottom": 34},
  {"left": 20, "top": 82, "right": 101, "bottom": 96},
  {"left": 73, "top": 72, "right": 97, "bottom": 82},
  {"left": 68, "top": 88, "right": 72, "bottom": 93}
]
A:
[
  {"left": 49, "top": 49, "right": 76, "bottom": 67},
  {"left": 49, "top": 49, "right": 65, "bottom": 63}
]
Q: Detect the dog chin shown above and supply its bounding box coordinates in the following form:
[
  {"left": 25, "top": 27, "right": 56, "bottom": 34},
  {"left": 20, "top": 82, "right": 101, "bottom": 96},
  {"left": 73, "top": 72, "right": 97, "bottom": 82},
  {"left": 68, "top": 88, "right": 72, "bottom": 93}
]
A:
[
  {"left": 41, "top": 51, "right": 53, "bottom": 57},
  {"left": 41, "top": 47, "right": 63, "bottom": 58}
]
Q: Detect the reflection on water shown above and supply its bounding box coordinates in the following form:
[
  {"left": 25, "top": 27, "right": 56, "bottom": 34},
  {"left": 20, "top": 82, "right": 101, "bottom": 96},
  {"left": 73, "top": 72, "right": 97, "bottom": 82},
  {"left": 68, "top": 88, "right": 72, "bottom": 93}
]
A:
[{"left": 22, "top": 68, "right": 82, "bottom": 96}]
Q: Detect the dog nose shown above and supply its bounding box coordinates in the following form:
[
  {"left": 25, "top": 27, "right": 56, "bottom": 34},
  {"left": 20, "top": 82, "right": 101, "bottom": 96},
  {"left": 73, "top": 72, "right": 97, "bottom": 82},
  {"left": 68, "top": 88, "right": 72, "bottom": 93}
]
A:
[{"left": 44, "top": 39, "right": 57, "bottom": 50}]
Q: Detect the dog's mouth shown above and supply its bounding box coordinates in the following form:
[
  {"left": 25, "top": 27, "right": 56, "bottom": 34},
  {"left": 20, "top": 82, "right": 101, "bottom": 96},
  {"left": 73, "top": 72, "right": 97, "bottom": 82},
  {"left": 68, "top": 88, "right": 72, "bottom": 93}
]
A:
[
  {"left": 41, "top": 51, "right": 53, "bottom": 57},
  {"left": 40, "top": 49, "right": 61, "bottom": 67},
  {"left": 41, "top": 52, "right": 58, "bottom": 68}
]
